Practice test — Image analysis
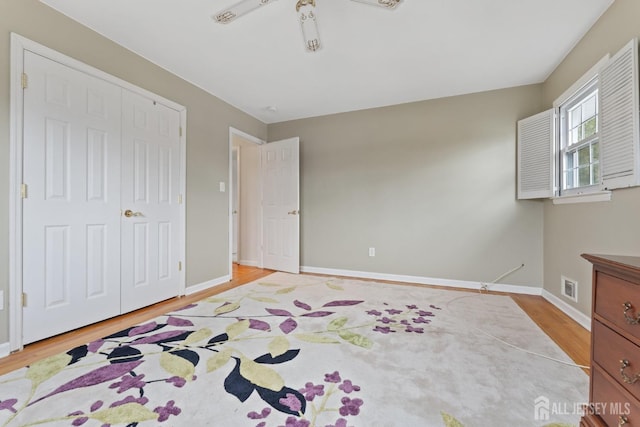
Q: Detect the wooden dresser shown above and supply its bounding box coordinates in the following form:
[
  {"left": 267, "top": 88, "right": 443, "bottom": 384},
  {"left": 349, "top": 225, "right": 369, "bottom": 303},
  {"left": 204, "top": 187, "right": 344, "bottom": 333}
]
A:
[{"left": 582, "top": 254, "right": 640, "bottom": 427}]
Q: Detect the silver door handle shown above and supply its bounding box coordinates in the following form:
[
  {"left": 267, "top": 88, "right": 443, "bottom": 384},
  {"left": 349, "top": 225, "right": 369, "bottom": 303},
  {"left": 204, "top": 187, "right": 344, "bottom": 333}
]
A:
[
  {"left": 123, "top": 209, "right": 143, "bottom": 218},
  {"left": 287, "top": 210, "right": 299, "bottom": 215}
]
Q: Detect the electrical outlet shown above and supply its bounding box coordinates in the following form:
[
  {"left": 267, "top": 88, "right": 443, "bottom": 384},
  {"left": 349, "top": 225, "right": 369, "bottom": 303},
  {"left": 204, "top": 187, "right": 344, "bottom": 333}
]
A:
[{"left": 368, "top": 247, "right": 375, "bottom": 257}]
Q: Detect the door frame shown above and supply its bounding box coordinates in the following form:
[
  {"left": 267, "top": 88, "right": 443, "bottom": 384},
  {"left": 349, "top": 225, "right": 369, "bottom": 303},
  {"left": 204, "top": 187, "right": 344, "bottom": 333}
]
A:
[
  {"left": 9, "top": 33, "right": 187, "bottom": 351},
  {"left": 228, "top": 127, "right": 265, "bottom": 276}
]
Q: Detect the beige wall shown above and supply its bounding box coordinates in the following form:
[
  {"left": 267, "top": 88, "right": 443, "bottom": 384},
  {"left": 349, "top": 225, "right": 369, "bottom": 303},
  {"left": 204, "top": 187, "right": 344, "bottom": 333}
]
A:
[
  {"left": 269, "top": 85, "right": 545, "bottom": 286},
  {"left": 0, "top": 0, "right": 267, "bottom": 343},
  {"left": 541, "top": 0, "right": 640, "bottom": 315}
]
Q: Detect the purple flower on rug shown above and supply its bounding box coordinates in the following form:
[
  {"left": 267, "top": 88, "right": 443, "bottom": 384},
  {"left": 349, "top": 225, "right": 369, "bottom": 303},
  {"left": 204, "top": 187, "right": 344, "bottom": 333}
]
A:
[
  {"left": 294, "top": 300, "right": 312, "bottom": 311},
  {"left": 412, "top": 317, "right": 431, "bottom": 324},
  {"left": 339, "top": 397, "right": 363, "bottom": 416},
  {"left": 279, "top": 394, "right": 303, "bottom": 413},
  {"left": 87, "top": 339, "right": 104, "bottom": 353},
  {"left": 416, "top": 310, "right": 435, "bottom": 317},
  {"left": 247, "top": 407, "right": 271, "bottom": 419},
  {"left": 109, "top": 374, "right": 146, "bottom": 393},
  {"left": 68, "top": 411, "right": 89, "bottom": 426},
  {"left": 430, "top": 304, "right": 442, "bottom": 310},
  {"left": 0, "top": 399, "right": 18, "bottom": 413},
  {"left": 324, "top": 371, "right": 342, "bottom": 383},
  {"left": 366, "top": 309, "right": 382, "bottom": 316},
  {"left": 267, "top": 308, "right": 294, "bottom": 317},
  {"left": 90, "top": 401, "right": 104, "bottom": 412},
  {"left": 373, "top": 326, "right": 395, "bottom": 334},
  {"left": 154, "top": 400, "right": 181, "bottom": 422},
  {"left": 299, "top": 382, "right": 325, "bottom": 401},
  {"left": 110, "top": 395, "right": 149, "bottom": 408},
  {"left": 385, "top": 309, "right": 403, "bottom": 315},
  {"left": 256, "top": 423, "right": 267, "bottom": 427},
  {"left": 399, "top": 320, "right": 410, "bottom": 326},
  {"left": 326, "top": 419, "right": 348, "bottom": 427},
  {"left": 249, "top": 319, "right": 272, "bottom": 331},
  {"left": 405, "top": 326, "right": 424, "bottom": 334},
  {"left": 166, "top": 316, "right": 194, "bottom": 327},
  {"left": 128, "top": 321, "right": 158, "bottom": 336},
  {"left": 406, "top": 304, "right": 418, "bottom": 309},
  {"left": 280, "top": 318, "right": 298, "bottom": 334},
  {"left": 377, "top": 317, "right": 396, "bottom": 324},
  {"left": 165, "top": 376, "right": 187, "bottom": 388},
  {"left": 338, "top": 380, "right": 360, "bottom": 394},
  {"left": 281, "top": 417, "right": 310, "bottom": 427}
]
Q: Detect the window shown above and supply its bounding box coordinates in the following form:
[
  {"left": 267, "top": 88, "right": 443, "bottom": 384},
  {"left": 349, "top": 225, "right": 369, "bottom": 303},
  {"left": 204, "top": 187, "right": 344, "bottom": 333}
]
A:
[
  {"left": 558, "top": 79, "right": 599, "bottom": 194},
  {"left": 517, "top": 38, "right": 639, "bottom": 202}
]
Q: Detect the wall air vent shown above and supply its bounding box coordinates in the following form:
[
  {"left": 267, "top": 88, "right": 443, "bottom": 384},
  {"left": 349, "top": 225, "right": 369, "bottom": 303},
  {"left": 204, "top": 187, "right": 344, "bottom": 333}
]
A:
[{"left": 561, "top": 276, "right": 578, "bottom": 302}]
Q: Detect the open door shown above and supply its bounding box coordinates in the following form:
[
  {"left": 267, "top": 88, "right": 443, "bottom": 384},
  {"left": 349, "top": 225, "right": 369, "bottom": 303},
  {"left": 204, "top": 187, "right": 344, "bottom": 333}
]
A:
[{"left": 261, "top": 138, "right": 300, "bottom": 273}]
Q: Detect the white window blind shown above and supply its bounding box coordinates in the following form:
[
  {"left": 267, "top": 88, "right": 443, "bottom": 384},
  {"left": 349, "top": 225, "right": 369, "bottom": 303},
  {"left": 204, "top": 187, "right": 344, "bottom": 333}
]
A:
[
  {"left": 599, "top": 38, "right": 640, "bottom": 190},
  {"left": 517, "top": 109, "right": 555, "bottom": 199}
]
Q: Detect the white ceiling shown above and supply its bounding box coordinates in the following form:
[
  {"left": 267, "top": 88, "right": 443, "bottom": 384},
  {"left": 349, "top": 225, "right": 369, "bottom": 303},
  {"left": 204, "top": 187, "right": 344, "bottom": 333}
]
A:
[{"left": 40, "top": 0, "right": 614, "bottom": 124}]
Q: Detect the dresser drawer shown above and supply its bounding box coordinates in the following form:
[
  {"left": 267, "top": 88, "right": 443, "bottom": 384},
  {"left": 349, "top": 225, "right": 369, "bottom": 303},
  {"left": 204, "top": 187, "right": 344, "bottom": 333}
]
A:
[
  {"left": 593, "top": 321, "right": 640, "bottom": 398},
  {"left": 595, "top": 272, "right": 640, "bottom": 340},
  {"left": 592, "top": 368, "right": 639, "bottom": 426}
]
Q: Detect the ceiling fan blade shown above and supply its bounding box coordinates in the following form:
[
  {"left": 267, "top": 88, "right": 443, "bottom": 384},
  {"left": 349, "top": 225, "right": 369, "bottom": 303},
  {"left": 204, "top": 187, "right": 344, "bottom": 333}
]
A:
[
  {"left": 350, "top": 0, "right": 402, "bottom": 9},
  {"left": 213, "top": 0, "right": 277, "bottom": 24}
]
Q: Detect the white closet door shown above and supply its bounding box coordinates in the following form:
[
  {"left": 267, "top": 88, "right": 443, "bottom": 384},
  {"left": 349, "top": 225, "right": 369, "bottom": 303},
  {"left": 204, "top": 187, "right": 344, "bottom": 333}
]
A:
[
  {"left": 120, "top": 89, "right": 181, "bottom": 312},
  {"left": 262, "top": 137, "right": 300, "bottom": 274},
  {"left": 22, "top": 51, "right": 122, "bottom": 344}
]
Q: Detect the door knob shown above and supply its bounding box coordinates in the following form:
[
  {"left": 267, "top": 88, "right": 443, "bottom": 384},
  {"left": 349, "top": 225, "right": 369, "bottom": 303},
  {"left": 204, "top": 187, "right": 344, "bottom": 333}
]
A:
[{"left": 124, "top": 209, "right": 143, "bottom": 218}]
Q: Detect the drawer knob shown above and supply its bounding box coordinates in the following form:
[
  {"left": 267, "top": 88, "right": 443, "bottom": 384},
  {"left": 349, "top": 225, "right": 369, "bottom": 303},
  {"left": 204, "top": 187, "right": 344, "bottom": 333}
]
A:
[
  {"left": 619, "top": 415, "right": 628, "bottom": 426},
  {"left": 623, "top": 301, "right": 640, "bottom": 325},
  {"left": 620, "top": 359, "right": 640, "bottom": 384}
]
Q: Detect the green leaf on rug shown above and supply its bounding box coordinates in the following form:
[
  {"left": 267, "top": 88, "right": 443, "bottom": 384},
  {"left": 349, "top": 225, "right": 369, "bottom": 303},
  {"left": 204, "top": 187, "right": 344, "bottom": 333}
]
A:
[
  {"left": 160, "top": 352, "right": 196, "bottom": 380},
  {"left": 239, "top": 356, "right": 285, "bottom": 391},
  {"left": 276, "top": 286, "right": 297, "bottom": 294},
  {"left": 326, "top": 281, "right": 344, "bottom": 291},
  {"left": 26, "top": 352, "right": 73, "bottom": 386},
  {"left": 269, "top": 336, "right": 290, "bottom": 357},
  {"left": 294, "top": 333, "right": 341, "bottom": 344},
  {"left": 338, "top": 330, "right": 373, "bottom": 349},
  {"left": 327, "top": 317, "right": 349, "bottom": 331},
  {"left": 215, "top": 302, "right": 241, "bottom": 315},
  {"left": 206, "top": 296, "right": 227, "bottom": 303},
  {"left": 441, "top": 412, "right": 465, "bottom": 427},
  {"left": 207, "top": 349, "right": 232, "bottom": 372},
  {"left": 249, "top": 296, "right": 280, "bottom": 303},
  {"left": 184, "top": 328, "right": 213, "bottom": 346},
  {"left": 226, "top": 320, "right": 250, "bottom": 339},
  {"left": 89, "top": 402, "right": 158, "bottom": 424}
]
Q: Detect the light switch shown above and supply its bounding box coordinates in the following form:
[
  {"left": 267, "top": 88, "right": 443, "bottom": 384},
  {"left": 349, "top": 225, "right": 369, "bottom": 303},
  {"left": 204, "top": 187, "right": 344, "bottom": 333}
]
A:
[{"left": 219, "top": 182, "right": 226, "bottom": 192}]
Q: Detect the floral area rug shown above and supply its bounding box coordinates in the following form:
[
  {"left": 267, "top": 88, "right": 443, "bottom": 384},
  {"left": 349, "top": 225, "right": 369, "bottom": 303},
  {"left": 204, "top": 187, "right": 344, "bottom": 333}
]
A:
[{"left": 0, "top": 272, "right": 588, "bottom": 427}]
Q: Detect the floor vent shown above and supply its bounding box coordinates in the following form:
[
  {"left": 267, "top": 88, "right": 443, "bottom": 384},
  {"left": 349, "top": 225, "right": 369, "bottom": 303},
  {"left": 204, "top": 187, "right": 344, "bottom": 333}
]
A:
[{"left": 561, "top": 276, "right": 578, "bottom": 302}]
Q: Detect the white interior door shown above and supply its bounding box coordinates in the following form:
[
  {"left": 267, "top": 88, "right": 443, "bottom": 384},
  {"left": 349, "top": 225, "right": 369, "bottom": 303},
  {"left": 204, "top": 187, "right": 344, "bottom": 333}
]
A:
[
  {"left": 262, "top": 137, "right": 300, "bottom": 273},
  {"left": 22, "top": 51, "right": 122, "bottom": 344},
  {"left": 232, "top": 147, "right": 239, "bottom": 263},
  {"left": 120, "top": 89, "right": 181, "bottom": 312}
]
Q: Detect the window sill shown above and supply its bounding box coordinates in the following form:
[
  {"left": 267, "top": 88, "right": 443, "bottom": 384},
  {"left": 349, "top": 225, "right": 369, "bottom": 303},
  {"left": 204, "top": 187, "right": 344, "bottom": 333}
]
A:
[{"left": 552, "top": 191, "right": 612, "bottom": 205}]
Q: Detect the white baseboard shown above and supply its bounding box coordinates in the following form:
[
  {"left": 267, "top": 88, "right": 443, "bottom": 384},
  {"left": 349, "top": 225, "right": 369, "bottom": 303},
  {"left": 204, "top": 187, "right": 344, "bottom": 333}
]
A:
[
  {"left": 238, "top": 260, "right": 259, "bottom": 267},
  {"left": 542, "top": 289, "right": 592, "bottom": 331},
  {"left": 0, "top": 342, "right": 10, "bottom": 359},
  {"left": 300, "top": 266, "right": 543, "bottom": 296},
  {"left": 185, "top": 274, "right": 231, "bottom": 296}
]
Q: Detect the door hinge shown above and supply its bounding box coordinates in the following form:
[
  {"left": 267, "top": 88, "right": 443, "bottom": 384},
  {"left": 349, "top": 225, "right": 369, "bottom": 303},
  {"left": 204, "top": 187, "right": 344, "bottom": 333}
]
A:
[
  {"left": 20, "top": 183, "right": 28, "bottom": 199},
  {"left": 178, "top": 261, "right": 182, "bottom": 272},
  {"left": 179, "top": 126, "right": 183, "bottom": 137},
  {"left": 22, "top": 292, "right": 27, "bottom": 307},
  {"left": 21, "top": 72, "right": 28, "bottom": 89}
]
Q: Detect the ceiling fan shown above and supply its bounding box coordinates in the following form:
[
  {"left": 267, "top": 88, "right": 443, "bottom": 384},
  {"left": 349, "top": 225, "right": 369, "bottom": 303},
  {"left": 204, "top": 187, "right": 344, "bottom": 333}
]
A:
[{"left": 213, "top": 0, "right": 402, "bottom": 52}]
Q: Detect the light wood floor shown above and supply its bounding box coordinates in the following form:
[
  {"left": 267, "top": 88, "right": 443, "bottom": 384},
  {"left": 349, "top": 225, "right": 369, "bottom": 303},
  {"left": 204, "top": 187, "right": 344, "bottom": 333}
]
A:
[{"left": 0, "top": 264, "right": 590, "bottom": 376}]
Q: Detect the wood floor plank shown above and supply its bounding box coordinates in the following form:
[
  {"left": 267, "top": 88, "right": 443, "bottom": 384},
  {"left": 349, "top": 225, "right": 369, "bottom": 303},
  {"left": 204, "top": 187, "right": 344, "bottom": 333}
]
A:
[{"left": 0, "top": 265, "right": 590, "bottom": 378}]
